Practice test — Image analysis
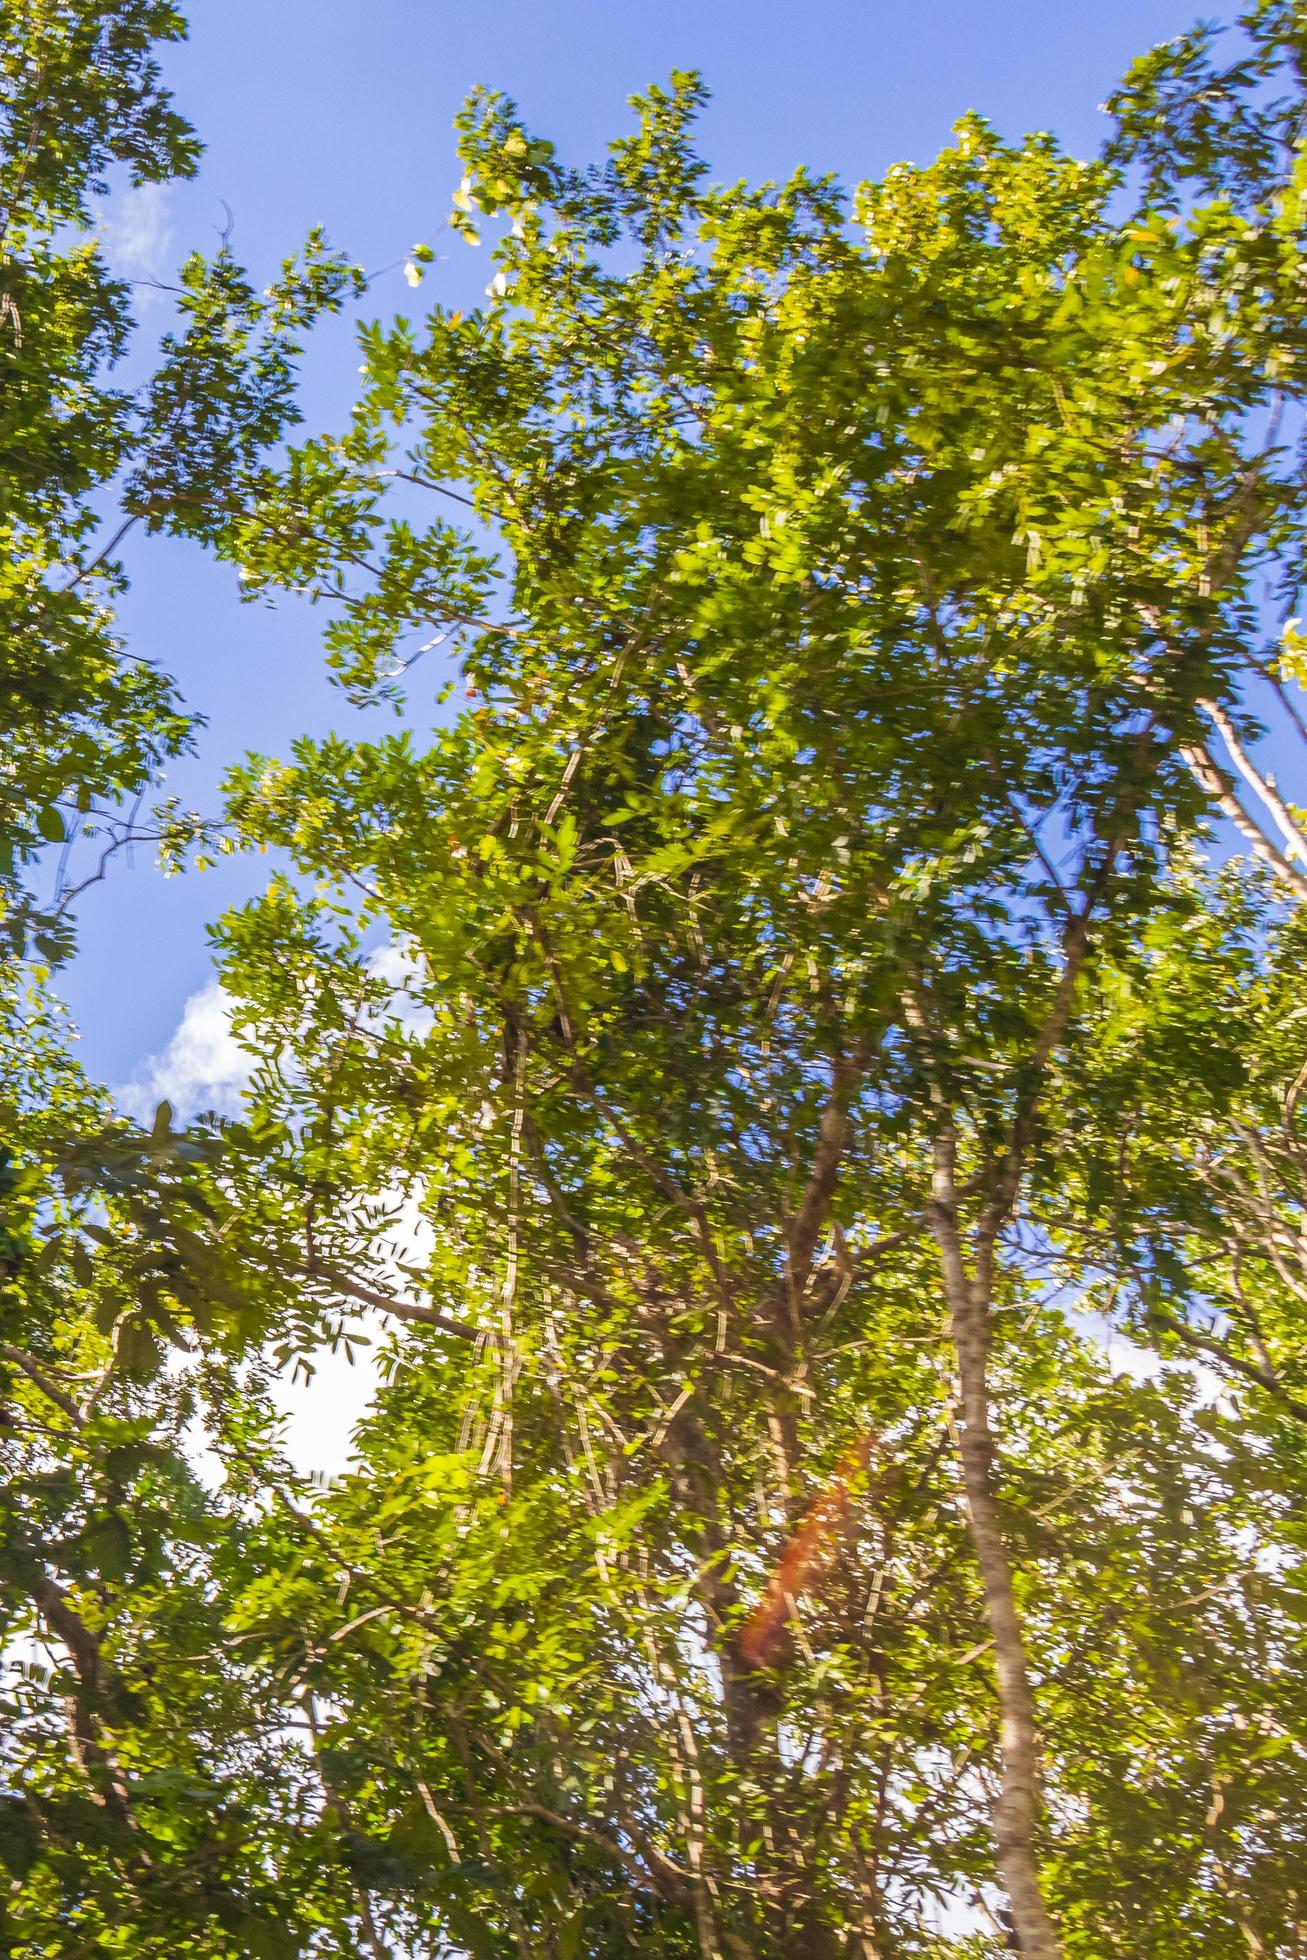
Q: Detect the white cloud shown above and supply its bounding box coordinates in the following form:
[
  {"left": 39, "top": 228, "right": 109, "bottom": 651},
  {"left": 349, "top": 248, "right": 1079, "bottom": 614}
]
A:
[
  {"left": 275, "top": 1314, "right": 386, "bottom": 1482},
  {"left": 119, "top": 940, "right": 425, "bottom": 1127},
  {"left": 121, "top": 955, "right": 440, "bottom": 1477},
  {"left": 275, "top": 1183, "right": 435, "bottom": 1478},
  {"left": 97, "top": 180, "right": 174, "bottom": 283},
  {"left": 179, "top": 1207, "right": 432, "bottom": 1488},
  {"left": 117, "top": 979, "right": 253, "bottom": 1123}
]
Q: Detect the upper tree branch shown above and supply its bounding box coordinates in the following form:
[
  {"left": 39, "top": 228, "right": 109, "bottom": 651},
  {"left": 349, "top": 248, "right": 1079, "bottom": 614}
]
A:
[
  {"left": 293, "top": 1256, "right": 479, "bottom": 1342},
  {"left": 1182, "top": 740, "right": 1307, "bottom": 902}
]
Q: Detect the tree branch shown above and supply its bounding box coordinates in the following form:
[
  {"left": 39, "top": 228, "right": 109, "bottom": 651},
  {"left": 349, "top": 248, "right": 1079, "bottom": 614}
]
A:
[
  {"left": 1153, "top": 1310, "right": 1307, "bottom": 1425},
  {"left": 1200, "top": 695, "right": 1307, "bottom": 868},
  {"left": 1182, "top": 740, "right": 1307, "bottom": 903},
  {"left": 294, "top": 1257, "right": 478, "bottom": 1342}
]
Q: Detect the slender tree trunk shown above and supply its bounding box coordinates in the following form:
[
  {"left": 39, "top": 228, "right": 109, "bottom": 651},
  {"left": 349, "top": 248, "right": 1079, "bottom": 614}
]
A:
[
  {"left": 23, "top": 1564, "right": 138, "bottom": 1836},
  {"left": 665, "top": 1396, "right": 846, "bottom": 1960},
  {"left": 928, "top": 1165, "right": 1063, "bottom": 1960}
]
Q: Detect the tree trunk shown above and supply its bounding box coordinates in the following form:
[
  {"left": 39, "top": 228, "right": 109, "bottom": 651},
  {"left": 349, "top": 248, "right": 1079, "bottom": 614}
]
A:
[{"left": 928, "top": 1189, "right": 1063, "bottom": 1960}]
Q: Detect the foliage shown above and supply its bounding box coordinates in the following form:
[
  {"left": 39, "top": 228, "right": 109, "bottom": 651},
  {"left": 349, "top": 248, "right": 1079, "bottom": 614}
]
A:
[
  {"left": 0, "top": 0, "right": 360, "bottom": 964},
  {"left": 6, "top": 4, "right": 1307, "bottom": 1958},
  {"left": 0, "top": 7, "right": 371, "bottom": 1953}
]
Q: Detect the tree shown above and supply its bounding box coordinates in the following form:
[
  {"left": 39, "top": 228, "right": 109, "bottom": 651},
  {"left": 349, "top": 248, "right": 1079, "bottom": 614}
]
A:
[
  {"left": 195, "top": 4, "right": 1307, "bottom": 1952},
  {"left": 0, "top": 8, "right": 367, "bottom": 1952},
  {"left": 0, "top": 0, "right": 359, "bottom": 962},
  {"left": 7, "top": 3, "right": 1307, "bottom": 1956}
]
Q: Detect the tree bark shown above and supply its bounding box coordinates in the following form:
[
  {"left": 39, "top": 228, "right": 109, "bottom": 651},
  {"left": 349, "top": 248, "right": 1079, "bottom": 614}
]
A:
[
  {"left": 928, "top": 1147, "right": 1063, "bottom": 1960},
  {"left": 21, "top": 1560, "right": 138, "bottom": 1837}
]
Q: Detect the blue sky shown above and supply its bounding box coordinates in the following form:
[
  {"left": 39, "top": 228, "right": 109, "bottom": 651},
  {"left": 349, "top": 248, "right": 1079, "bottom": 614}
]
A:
[{"left": 62, "top": 0, "right": 1199, "bottom": 1096}]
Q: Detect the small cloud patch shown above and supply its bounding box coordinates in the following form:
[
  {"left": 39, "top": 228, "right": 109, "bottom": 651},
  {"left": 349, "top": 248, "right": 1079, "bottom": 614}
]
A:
[
  {"left": 116, "top": 979, "right": 253, "bottom": 1123},
  {"left": 97, "top": 180, "right": 174, "bottom": 284}
]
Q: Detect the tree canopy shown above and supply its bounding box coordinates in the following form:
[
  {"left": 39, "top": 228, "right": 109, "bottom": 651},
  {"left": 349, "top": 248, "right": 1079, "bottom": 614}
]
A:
[{"left": 5, "top": 4, "right": 1307, "bottom": 1956}]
